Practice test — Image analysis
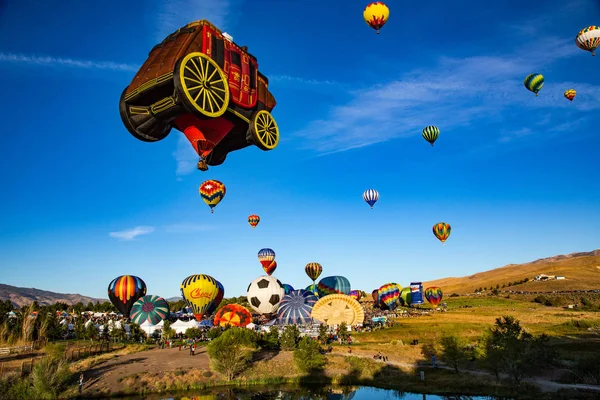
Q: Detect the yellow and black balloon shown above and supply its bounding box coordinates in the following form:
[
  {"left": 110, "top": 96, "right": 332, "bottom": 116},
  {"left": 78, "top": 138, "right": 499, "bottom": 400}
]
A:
[
  {"left": 181, "top": 274, "right": 222, "bottom": 321},
  {"left": 363, "top": 2, "right": 389, "bottom": 34}
]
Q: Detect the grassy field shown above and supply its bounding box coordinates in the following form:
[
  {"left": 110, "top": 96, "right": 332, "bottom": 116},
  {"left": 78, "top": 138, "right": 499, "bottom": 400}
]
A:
[
  {"left": 422, "top": 250, "right": 600, "bottom": 294},
  {"left": 350, "top": 295, "right": 600, "bottom": 364}
]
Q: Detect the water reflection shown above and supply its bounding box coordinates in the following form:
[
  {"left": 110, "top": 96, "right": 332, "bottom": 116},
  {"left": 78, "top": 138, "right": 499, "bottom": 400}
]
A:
[{"left": 132, "top": 386, "right": 502, "bottom": 400}]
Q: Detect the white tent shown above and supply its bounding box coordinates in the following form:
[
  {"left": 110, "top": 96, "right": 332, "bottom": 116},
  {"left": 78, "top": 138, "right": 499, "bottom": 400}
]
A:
[
  {"left": 170, "top": 319, "right": 190, "bottom": 335},
  {"left": 140, "top": 320, "right": 156, "bottom": 335},
  {"left": 155, "top": 320, "right": 165, "bottom": 327},
  {"left": 186, "top": 319, "right": 200, "bottom": 329},
  {"left": 246, "top": 323, "right": 256, "bottom": 330}
]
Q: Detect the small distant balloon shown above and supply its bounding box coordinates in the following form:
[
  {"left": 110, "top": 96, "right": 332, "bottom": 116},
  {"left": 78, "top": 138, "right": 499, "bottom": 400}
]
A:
[
  {"left": 564, "top": 89, "right": 576, "bottom": 101},
  {"left": 199, "top": 180, "right": 226, "bottom": 213},
  {"left": 433, "top": 222, "right": 451, "bottom": 244},
  {"left": 363, "top": 2, "right": 389, "bottom": 34},
  {"left": 248, "top": 214, "right": 260, "bottom": 228},
  {"left": 422, "top": 126, "right": 440, "bottom": 146},
  {"left": 524, "top": 73, "right": 544, "bottom": 96},
  {"left": 363, "top": 189, "right": 379, "bottom": 209}
]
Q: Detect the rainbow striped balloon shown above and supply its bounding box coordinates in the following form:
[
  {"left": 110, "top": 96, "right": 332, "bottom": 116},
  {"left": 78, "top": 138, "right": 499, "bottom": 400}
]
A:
[
  {"left": 107, "top": 275, "right": 146, "bottom": 318},
  {"left": 425, "top": 287, "right": 443, "bottom": 307}
]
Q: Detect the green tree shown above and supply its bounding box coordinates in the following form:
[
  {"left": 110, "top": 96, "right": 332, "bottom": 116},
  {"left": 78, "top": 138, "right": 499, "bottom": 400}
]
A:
[
  {"left": 161, "top": 320, "right": 175, "bottom": 340},
  {"left": 294, "top": 336, "right": 326, "bottom": 373},
  {"left": 85, "top": 322, "right": 99, "bottom": 341},
  {"left": 491, "top": 288, "right": 500, "bottom": 296},
  {"left": 280, "top": 325, "right": 300, "bottom": 350},
  {"left": 338, "top": 322, "right": 350, "bottom": 342},
  {"left": 128, "top": 322, "right": 144, "bottom": 342},
  {"left": 207, "top": 328, "right": 258, "bottom": 380},
  {"left": 185, "top": 327, "right": 203, "bottom": 339},
  {"left": 318, "top": 324, "right": 329, "bottom": 344},
  {"left": 207, "top": 327, "right": 222, "bottom": 340},
  {"left": 260, "top": 326, "right": 280, "bottom": 350},
  {"left": 440, "top": 335, "right": 469, "bottom": 373},
  {"left": 482, "top": 316, "right": 556, "bottom": 384}
]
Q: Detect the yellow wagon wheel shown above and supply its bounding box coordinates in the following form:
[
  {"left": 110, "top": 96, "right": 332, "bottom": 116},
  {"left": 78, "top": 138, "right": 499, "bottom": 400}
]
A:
[
  {"left": 174, "top": 52, "right": 229, "bottom": 118},
  {"left": 248, "top": 110, "right": 279, "bottom": 151}
]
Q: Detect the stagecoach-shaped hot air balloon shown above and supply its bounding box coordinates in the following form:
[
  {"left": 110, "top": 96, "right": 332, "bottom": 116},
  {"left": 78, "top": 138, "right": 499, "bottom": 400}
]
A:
[{"left": 119, "top": 20, "right": 279, "bottom": 171}]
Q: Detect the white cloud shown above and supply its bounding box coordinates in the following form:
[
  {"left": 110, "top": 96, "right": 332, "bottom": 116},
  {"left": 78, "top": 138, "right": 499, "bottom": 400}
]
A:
[
  {"left": 164, "top": 223, "right": 214, "bottom": 233},
  {"left": 0, "top": 52, "right": 137, "bottom": 72},
  {"left": 109, "top": 226, "right": 155, "bottom": 241},
  {"left": 291, "top": 36, "right": 600, "bottom": 155},
  {"left": 172, "top": 134, "right": 199, "bottom": 177}
]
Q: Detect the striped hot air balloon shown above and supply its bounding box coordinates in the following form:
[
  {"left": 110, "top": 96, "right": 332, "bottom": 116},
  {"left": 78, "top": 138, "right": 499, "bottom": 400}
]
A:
[
  {"left": 348, "top": 290, "right": 362, "bottom": 300},
  {"left": 378, "top": 283, "right": 401, "bottom": 310},
  {"left": 422, "top": 126, "right": 440, "bottom": 146},
  {"left": 130, "top": 295, "right": 170, "bottom": 325},
  {"left": 363, "top": 189, "right": 379, "bottom": 209},
  {"left": 108, "top": 275, "right": 146, "bottom": 319},
  {"left": 317, "top": 276, "right": 351, "bottom": 296},
  {"left": 277, "top": 289, "right": 318, "bottom": 325},
  {"left": 524, "top": 73, "right": 544, "bottom": 96}
]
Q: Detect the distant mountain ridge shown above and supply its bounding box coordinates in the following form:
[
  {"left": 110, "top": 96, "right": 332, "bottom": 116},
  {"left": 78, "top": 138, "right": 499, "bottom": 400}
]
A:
[
  {"left": 423, "top": 249, "right": 600, "bottom": 294},
  {"left": 0, "top": 283, "right": 107, "bottom": 308}
]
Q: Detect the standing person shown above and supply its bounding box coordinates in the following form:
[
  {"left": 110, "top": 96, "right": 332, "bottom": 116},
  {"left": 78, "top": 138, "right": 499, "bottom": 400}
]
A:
[
  {"left": 191, "top": 343, "right": 196, "bottom": 356},
  {"left": 78, "top": 373, "right": 84, "bottom": 394},
  {"left": 432, "top": 354, "right": 437, "bottom": 368}
]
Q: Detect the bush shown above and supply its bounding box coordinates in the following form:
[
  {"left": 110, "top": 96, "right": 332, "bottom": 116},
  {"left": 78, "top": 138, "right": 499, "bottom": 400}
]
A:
[
  {"left": 206, "top": 328, "right": 258, "bottom": 380},
  {"left": 440, "top": 335, "right": 469, "bottom": 373},
  {"left": 294, "top": 337, "right": 326, "bottom": 373},
  {"left": 206, "top": 327, "right": 222, "bottom": 340},
  {"left": 31, "top": 357, "right": 72, "bottom": 399},
  {"left": 185, "top": 327, "right": 203, "bottom": 339},
  {"left": 450, "top": 293, "right": 460, "bottom": 297},
  {"left": 574, "top": 353, "right": 600, "bottom": 384}
]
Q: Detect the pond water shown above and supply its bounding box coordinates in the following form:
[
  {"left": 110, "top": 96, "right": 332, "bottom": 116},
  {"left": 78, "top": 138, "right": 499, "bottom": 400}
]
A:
[{"left": 117, "top": 385, "right": 500, "bottom": 400}]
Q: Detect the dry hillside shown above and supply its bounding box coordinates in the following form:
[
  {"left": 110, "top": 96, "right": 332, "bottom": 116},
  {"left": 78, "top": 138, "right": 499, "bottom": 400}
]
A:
[
  {"left": 423, "top": 249, "right": 600, "bottom": 294},
  {"left": 0, "top": 283, "right": 107, "bottom": 308}
]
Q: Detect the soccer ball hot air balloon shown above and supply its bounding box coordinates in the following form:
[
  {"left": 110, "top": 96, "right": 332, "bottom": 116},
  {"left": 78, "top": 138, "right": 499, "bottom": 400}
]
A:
[
  {"left": 130, "top": 295, "right": 170, "bottom": 325},
  {"left": 363, "top": 189, "right": 379, "bottom": 209},
  {"left": 108, "top": 275, "right": 147, "bottom": 319},
  {"left": 575, "top": 26, "right": 600, "bottom": 56},
  {"left": 564, "top": 89, "right": 576, "bottom": 101},
  {"left": 425, "top": 286, "right": 443, "bottom": 307},
  {"left": 433, "top": 222, "right": 451, "bottom": 245},
  {"left": 524, "top": 73, "right": 544, "bottom": 96},
  {"left": 363, "top": 2, "right": 389, "bottom": 34},
  {"left": 248, "top": 214, "right": 260, "bottom": 228},
  {"left": 247, "top": 275, "right": 285, "bottom": 315},
  {"left": 199, "top": 180, "right": 226, "bottom": 213},
  {"left": 422, "top": 126, "right": 440, "bottom": 146},
  {"left": 181, "top": 274, "right": 222, "bottom": 321},
  {"left": 213, "top": 304, "right": 252, "bottom": 327}
]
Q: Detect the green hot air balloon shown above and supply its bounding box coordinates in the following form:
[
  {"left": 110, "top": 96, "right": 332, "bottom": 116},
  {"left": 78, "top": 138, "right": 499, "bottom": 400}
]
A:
[{"left": 524, "top": 73, "right": 544, "bottom": 96}]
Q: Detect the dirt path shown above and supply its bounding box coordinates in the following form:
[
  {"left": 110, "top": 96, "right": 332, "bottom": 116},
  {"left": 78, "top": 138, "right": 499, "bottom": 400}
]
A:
[
  {"left": 335, "top": 350, "right": 600, "bottom": 393},
  {"left": 82, "top": 347, "right": 210, "bottom": 394}
]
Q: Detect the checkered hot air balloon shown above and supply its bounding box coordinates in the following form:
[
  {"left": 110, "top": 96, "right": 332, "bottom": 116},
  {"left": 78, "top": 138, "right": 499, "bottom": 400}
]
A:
[
  {"left": 130, "top": 295, "right": 170, "bottom": 325},
  {"left": 213, "top": 304, "right": 252, "bottom": 327},
  {"left": 276, "top": 289, "right": 318, "bottom": 325},
  {"left": 199, "top": 180, "right": 226, "bottom": 213}
]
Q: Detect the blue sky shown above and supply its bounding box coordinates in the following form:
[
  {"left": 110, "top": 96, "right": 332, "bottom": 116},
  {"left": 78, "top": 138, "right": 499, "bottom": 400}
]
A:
[{"left": 0, "top": 0, "right": 599, "bottom": 300}]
